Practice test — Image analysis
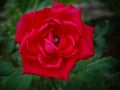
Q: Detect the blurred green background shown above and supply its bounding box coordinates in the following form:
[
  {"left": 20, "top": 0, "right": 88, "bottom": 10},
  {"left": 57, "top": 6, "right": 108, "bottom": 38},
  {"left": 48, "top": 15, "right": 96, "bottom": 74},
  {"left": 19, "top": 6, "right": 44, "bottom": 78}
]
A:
[{"left": 0, "top": 0, "right": 120, "bottom": 90}]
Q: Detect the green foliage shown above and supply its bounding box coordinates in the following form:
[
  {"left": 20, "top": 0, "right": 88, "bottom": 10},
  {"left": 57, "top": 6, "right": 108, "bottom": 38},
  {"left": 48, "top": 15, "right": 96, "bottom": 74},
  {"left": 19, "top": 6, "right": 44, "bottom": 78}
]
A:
[
  {"left": 0, "top": 68, "right": 33, "bottom": 90},
  {"left": 0, "top": 0, "right": 119, "bottom": 90},
  {"left": 0, "top": 62, "right": 15, "bottom": 76},
  {"left": 56, "top": 0, "right": 74, "bottom": 4},
  {"left": 94, "top": 21, "right": 109, "bottom": 55},
  {"left": 64, "top": 56, "right": 117, "bottom": 90},
  {"left": 5, "top": 37, "right": 15, "bottom": 53}
]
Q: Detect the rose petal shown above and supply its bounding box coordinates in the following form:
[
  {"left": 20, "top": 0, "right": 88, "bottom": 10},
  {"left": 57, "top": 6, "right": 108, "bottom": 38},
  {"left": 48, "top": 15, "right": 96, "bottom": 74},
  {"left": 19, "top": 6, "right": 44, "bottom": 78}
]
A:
[
  {"left": 52, "top": 4, "right": 82, "bottom": 25},
  {"left": 21, "top": 56, "right": 45, "bottom": 77},
  {"left": 44, "top": 39, "right": 59, "bottom": 55},
  {"left": 58, "top": 35, "right": 67, "bottom": 49},
  {"left": 14, "top": 12, "right": 34, "bottom": 43},
  {"left": 33, "top": 8, "right": 52, "bottom": 29},
  {"left": 61, "top": 35, "right": 77, "bottom": 57},
  {"left": 82, "top": 23, "right": 94, "bottom": 51},
  {"left": 77, "top": 23, "right": 94, "bottom": 60},
  {"left": 44, "top": 18, "right": 63, "bottom": 35},
  {"left": 47, "top": 32, "right": 53, "bottom": 42},
  {"left": 21, "top": 55, "right": 77, "bottom": 82},
  {"left": 38, "top": 44, "right": 51, "bottom": 59},
  {"left": 52, "top": 2, "right": 65, "bottom": 8},
  {"left": 38, "top": 53, "right": 62, "bottom": 68},
  {"left": 63, "top": 21, "right": 81, "bottom": 42},
  {"left": 19, "top": 34, "right": 38, "bottom": 55},
  {"left": 44, "top": 55, "right": 78, "bottom": 82}
]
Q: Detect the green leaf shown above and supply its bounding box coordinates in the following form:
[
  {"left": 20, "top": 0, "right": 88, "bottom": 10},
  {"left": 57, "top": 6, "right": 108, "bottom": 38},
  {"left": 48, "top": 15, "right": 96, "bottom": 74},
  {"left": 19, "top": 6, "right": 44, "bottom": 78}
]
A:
[
  {"left": 37, "top": 0, "right": 53, "bottom": 10},
  {"left": 85, "top": 54, "right": 101, "bottom": 63},
  {"left": 0, "top": 35, "right": 4, "bottom": 42},
  {"left": 12, "top": 52, "right": 21, "bottom": 66},
  {"left": 95, "top": 21, "right": 109, "bottom": 37},
  {"left": 63, "top": 77, "right": 88, "bottom": 90},
  {"left": 94, "top": 21, "right": 109, "bottom": 55},
  {"left": 87, "top": 56, "right": 117, "bottom": 73},
  {"left": 5, "top": 68, "right": 33, "bottom": 90},
  {"left": 5, "top": 37, "right": 14, "bottom": 53},
  {"left": 77, "top": 72, "right": 106, "bottom": 90},
  {"left": 72, "top": 60, "right": 87, "bottom": 74},
  {"left": 0, "top": 81, "right": 6, "bottom": 90},
  {"left": 57, "top": 0, "right": 74, "bottom": 4},
  {"left": 6, "top": 0, "right": 17, "bottom": 5},
  {"left": 0, "top": 62, "right": 15, "bottom": 76},
  {"left": 87, "top": 62, "right": 112, "bottom": 73},
  {"left": 74, "top": 55, "right": 101, "bottom": 74},
  {"left": 95, "top": 37, "right": 108, "bottom": 55}
]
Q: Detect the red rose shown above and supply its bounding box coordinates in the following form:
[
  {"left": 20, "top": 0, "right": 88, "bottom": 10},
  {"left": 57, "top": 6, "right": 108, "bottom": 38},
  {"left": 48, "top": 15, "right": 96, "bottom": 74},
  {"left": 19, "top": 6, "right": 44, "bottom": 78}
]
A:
[{"left": 14, "top": 2, "right": 94, "bottom": 81}]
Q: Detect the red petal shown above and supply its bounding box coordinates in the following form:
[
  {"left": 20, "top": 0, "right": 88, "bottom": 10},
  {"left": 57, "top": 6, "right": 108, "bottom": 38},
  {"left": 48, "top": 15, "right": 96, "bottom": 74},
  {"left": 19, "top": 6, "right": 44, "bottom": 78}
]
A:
[
  {"left": 33, "top": 8, "right": 52, "bottom": 29},
  {"left": 63, "top": 21, "right": 80, "bottom": 42},
  {"left": 52, "top": 5, "right": 82, "bottom": 25},
  {"left": 14, "top": 12, "right": 34, "bottom": 43},
  {"left": 78, "top": 23, "right": 94, "bottom": 60},
  {"left": 44, "top": 39, "right": 59, "bottom": 55},
  {"left": 21, "top": 55, "right": 77, "bottom": 82},
  {"left": 38, "top": 53, "right": 62, "bottom": 68},
  {"left": 44, "top": 55, "right": 78, "bottom": 82},
  {"left": 21, "top": 56, "right": 45, "bottom": 77},
  {"left": 19, "top": 34, "right": 38, "bottom": 56},
  {"left": 52, "top": 2, "right": 65, "bottom": 8}
]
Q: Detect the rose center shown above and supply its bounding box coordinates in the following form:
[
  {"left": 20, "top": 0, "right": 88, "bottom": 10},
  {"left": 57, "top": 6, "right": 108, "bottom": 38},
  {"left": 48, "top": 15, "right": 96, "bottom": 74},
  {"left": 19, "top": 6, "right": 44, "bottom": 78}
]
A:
[{"left": 53, "top": 34, "right": 60, "bottom": 46}]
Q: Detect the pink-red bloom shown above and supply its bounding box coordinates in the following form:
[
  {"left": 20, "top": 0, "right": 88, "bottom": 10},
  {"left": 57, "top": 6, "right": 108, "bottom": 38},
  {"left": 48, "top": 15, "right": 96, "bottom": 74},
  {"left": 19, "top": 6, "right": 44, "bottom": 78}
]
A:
[{"left": 14, "top": 2, "right": 94, "bottom": 82}]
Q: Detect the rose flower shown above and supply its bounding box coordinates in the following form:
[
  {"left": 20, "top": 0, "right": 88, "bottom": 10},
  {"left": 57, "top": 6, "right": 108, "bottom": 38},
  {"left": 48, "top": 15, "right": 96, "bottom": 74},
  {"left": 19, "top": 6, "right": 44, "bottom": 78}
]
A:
[{"left": 14, "top": 2, "right": 94, "bottom": 81}]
